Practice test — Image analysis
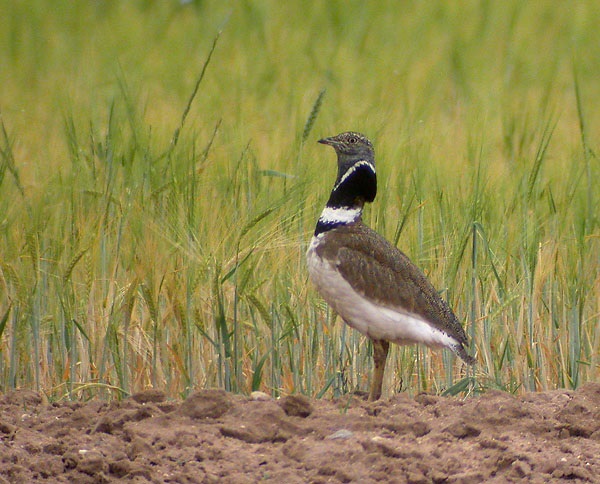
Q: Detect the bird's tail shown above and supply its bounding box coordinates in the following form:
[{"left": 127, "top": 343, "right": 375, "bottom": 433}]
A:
[{"left": 452, "top": 343, "right": 476, "bottom": 365}]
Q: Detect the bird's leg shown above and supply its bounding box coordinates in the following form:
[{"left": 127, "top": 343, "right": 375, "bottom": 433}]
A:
[{"left": 369, "top": 339, "right": 389, "bottom": 401}]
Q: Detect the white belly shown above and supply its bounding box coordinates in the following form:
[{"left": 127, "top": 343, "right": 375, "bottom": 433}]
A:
[{"left": 306, "top": 235, "right": 458, "bottom": 348}]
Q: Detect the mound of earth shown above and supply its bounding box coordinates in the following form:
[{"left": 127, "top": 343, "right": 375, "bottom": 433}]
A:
[{"left": 0, "top": 384, "right": 599, "bottom": 483}]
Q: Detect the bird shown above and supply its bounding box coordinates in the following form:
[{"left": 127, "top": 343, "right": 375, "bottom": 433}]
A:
[{"left": 306, "top": 131, "right": 476, "bottom": 401}]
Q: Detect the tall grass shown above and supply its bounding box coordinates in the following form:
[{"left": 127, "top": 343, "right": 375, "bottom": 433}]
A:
[{"left": 0, "top": 0, "right": 598, "bottom": 400}]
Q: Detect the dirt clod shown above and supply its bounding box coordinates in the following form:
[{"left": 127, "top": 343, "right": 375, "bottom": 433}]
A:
[
  {"left": 445, "top": 420, "right": 482, "bottom": 438},
  {"left": 130, "top": 389, "right": 166, "bottom": 405},
  {"left": 179, "top": 389, "right": 232, "bottom": 419},
  {"left": 278, "top": 394, "right": 313, "bottom": 417}
]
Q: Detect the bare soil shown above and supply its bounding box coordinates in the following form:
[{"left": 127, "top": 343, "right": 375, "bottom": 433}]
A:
[{"left": 1, "top": 383, "right": 599, "bottom": 483}]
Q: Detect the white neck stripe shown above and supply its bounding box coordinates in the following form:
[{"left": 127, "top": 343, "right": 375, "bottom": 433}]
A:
[
  {"left": 318, "top": 206, "right": 362, "bottom": 225},
  {"left": 334, "top": 160, "right": 375, "bottom": 191}
]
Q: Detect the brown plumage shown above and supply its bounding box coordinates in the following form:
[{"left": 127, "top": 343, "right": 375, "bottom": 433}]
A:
[{"left": 314, "top": 221, "right": 475, "bottom": 364}]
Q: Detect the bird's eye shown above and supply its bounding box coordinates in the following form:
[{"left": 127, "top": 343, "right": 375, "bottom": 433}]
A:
[{"left": 348, "top": 137, "right": 358, "bottom": 144}]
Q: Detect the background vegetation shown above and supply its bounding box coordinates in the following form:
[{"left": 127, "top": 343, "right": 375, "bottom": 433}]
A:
[{"left": 1, "top": 1, "right": 598, "bottom": 400}]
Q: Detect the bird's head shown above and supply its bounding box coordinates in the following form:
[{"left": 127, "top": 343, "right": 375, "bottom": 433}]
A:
[{"left": 318, "top": 132, "right": 374, "bottom": 160}]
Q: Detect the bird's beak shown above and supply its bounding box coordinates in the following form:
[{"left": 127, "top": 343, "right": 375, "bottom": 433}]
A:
[{"left": 318, "top": 137, "right": 335, "bottom": 145}]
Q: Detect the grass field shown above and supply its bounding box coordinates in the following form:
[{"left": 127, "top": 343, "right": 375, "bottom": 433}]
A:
[{"left": 1, "top": 1, "right": 598, "bottom": 400}]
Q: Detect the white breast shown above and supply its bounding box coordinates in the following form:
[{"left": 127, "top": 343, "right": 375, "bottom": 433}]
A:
[{"left": 306, "top": 235, "right": 458, "bottom": 349}]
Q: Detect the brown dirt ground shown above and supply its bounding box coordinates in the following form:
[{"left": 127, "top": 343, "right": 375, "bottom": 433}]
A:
[{"left": 0, "top": 384, "right": 599, "bottom": 483}]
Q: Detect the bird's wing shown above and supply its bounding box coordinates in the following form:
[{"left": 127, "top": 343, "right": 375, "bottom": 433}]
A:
[{"left": 318, "top": 223, "right": 469, "bottom": 346}]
